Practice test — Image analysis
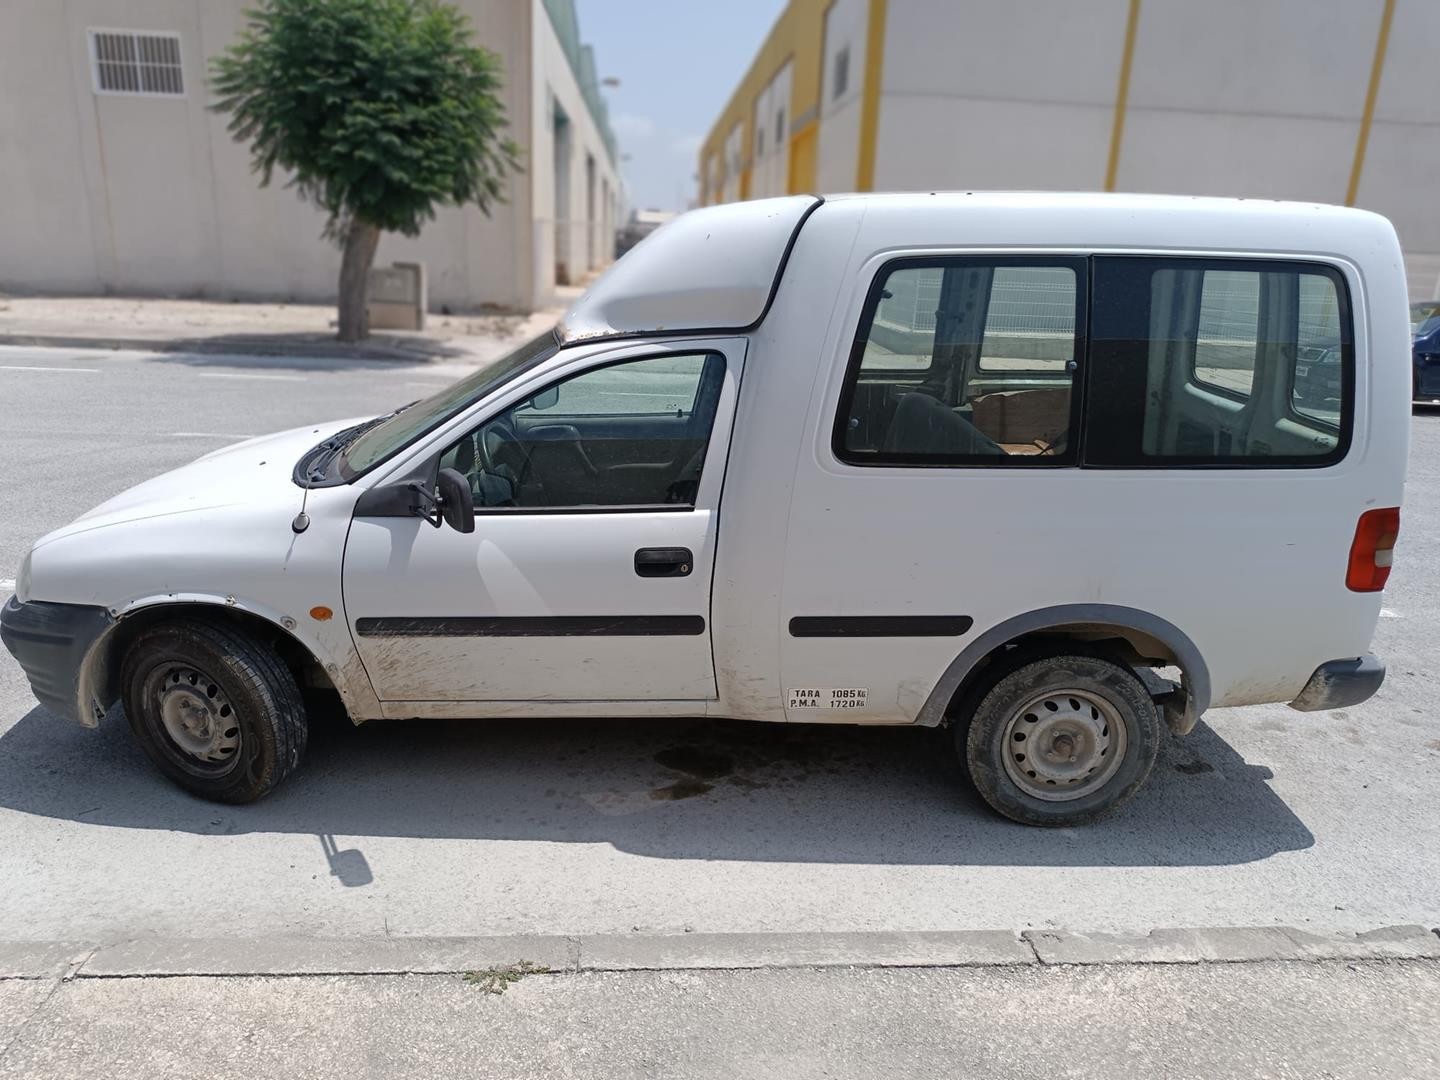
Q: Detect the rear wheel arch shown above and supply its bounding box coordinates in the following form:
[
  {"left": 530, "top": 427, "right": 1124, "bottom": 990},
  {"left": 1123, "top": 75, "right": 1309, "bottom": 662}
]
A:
[{"left": 916, "top": 604, "right": 1211, "bottom": 734}]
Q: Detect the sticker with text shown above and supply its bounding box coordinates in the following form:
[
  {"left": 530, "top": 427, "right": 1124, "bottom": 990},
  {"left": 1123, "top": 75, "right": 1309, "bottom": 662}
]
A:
[{"left": 787, "top": 687, "right": 869, "bottom": 711}]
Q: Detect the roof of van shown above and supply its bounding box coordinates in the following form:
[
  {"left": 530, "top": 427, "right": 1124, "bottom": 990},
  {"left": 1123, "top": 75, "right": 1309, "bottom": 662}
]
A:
[{"left": 559, "top": 192, "right": 1395, "bottom": 344}]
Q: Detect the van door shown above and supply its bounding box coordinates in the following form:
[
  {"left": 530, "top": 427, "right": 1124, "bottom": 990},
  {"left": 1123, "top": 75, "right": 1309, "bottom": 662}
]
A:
[{"left": 341, "top": 339, "right": 745, "bottom": 705}]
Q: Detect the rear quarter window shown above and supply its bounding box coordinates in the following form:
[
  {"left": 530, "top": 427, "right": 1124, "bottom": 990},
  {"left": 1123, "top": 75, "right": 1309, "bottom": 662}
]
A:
[{"left": 1083, "top": 257, "right": 1352, "bottom": 468}]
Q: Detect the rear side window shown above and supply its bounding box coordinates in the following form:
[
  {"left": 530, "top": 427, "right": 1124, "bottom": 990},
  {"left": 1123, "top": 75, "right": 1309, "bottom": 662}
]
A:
[
  {"left": 1085, "top": 258, "right": 1351, "bottom": 467},
  {"left": 836, "top": 257, "right": 1084, "bottom": 465}
]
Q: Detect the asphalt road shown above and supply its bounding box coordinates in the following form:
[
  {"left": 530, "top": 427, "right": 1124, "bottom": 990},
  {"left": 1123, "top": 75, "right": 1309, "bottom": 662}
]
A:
[{"left": 1, "top": 344, "right": 1438, "bottom": 942}]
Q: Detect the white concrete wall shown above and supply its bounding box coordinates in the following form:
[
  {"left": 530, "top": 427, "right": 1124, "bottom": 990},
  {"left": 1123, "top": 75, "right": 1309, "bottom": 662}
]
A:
[
  {"left": 871, "top": 0, "right": 1440, "bottom": 296},
  {"left": 815, "top": 0, "right": 868, "bottom": 193},
  {"left": 528, "top": 0, "right": 622, "bottom": 302},
  {"left": 383, "top": 0, "right": 533, "bottom": 311},
  {"left": 1352, "top": 0, "right": 1440, "bottom": 297},
  {"left": 874, "top": 0, "right": 1128, "bottom": 192},
  {"left": 0, "top": 0, "right": 568, "bottom": 310},
  {"left": 722, "top": 123, "right": 744, "bottom": 203},
  {"left": 751, "top": 60, "right": 793, "bottom": 200},
  {"left": 1116, "top": 0, "right": 1373, "bottom": 202}
]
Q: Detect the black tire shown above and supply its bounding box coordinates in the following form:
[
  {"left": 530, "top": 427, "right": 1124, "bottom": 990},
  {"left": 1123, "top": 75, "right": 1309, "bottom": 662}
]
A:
[
  {"left": 120, "top": 618, "right": 307, "bottom": 803},
  {"left": 960, "top": 653, "right": 1159, "bottom": 827}
]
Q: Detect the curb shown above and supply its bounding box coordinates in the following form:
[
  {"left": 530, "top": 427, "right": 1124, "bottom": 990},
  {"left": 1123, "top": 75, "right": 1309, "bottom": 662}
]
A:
[
  {"left": 1, "top": 927, "right": 1436, "bottom": 981},
  {"left": 1020, "top": 924, "right": 1440, "bottom": 965},
  {"left": 0, "top": 332, "right": 452, "bottom": 363},
  {"left": 0, "top": 323, "right": 557, "bottom": 365}
]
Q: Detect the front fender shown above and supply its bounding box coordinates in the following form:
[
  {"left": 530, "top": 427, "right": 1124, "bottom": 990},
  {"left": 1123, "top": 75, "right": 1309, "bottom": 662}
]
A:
[{"left": 76, "top": 593, "right": 382, "bottom": 726}]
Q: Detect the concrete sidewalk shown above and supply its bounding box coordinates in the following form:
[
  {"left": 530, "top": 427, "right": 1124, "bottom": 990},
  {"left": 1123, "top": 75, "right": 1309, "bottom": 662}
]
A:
[
  {"left": 2, "top": 954, "right": 1437, "bottom": 1078},
  {"left": 0, "top": 293, "right": 572, "bottom": 363},
  {"left": 2, "top": 926, "right": 1437, "bottom": 1077}
]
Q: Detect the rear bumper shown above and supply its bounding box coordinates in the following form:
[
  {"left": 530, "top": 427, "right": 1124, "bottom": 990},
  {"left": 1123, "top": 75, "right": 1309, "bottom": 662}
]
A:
[
  {"left": 1287, "top": 654, "right": 1385, "bottom": 712},
  {"left": 0, "top": 595, "right": 114, "bottom": 725}
]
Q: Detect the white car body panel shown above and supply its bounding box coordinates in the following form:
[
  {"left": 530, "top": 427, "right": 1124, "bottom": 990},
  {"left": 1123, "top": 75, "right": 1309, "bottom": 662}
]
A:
[
  {"left": 560, "top": 195, "right": 818, "bottom": 342},
  {"left": 744, "top": 195, "right": 1408, "bottom": 718},
  {"left": 10, "top": 192, "right": 1409, "bottom": 733},
  {"left": 342, "top": 337, "right": 746, "bottom": 705},
  {"left": 24, "top": 419, "right": 384, "bottom": 722}
]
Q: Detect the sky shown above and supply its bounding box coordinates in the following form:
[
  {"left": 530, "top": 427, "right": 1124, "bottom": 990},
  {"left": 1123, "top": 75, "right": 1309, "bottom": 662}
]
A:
[{"left": 572, "top": 0, "right": 785, "bottom": 213}]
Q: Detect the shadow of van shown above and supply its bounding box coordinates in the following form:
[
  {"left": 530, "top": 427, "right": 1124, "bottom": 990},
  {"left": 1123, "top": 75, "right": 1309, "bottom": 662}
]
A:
[{"left": 0, "top": 705, "right": 1311, "bottom": 868}]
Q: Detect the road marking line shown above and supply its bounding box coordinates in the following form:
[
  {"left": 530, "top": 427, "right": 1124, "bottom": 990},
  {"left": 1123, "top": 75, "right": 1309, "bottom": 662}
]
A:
[
  {"left": 0, "top": 579, "right": 14, "bottom": 592},
  {"left": 195, "top": 371, "right": 306, "bottom": 382},
  {"left": 0, "top": 364, "right": 100, "bottom": 373},
  {"left": 1380, "top": 608, "right": 1402, "bottom": 618},
  {"left": 165, "top": 432, "right": 256, "bottom": 439}
]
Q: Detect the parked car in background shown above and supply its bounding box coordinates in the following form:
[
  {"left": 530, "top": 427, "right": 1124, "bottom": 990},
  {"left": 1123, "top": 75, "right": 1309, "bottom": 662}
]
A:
[
  {"left": 1293, "top": 337, "right": 1344, "bottom": 421},
  {"left": 1412, "top": 301, "right": 1440, "bottom": 402}
]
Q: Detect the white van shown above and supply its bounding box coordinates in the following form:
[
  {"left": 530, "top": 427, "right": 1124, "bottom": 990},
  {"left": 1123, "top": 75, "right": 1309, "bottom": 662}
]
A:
[{"left": 1, "top": 193, "right": 1408, "bottom": 825}]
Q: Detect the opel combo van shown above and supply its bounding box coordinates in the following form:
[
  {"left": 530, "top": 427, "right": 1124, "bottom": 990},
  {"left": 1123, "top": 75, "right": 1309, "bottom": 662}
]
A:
[{"left": 1, "top": 193, "right": 1408, "bottom": 826}]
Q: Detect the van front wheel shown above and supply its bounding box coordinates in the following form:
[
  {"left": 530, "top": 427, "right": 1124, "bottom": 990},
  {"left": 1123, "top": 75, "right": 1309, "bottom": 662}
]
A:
[
  {"left": 120, "top": 619, "right": 308, "bottom": 803},
  {"left": 961, "top": 654, "right": 1159, "bottom": 826}
]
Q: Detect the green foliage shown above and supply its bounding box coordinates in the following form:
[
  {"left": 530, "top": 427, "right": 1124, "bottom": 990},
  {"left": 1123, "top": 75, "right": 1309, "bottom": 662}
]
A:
[
  {"left": 211, "top": 0, "right": 521, "bottom": 241},
  {"left": 461, "top": 961, "right": 550, "bottom": 994}
]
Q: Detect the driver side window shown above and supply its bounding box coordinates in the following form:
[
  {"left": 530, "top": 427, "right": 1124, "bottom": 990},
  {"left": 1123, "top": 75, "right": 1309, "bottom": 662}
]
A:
[{"left": 438, "top": 352, "right": 726, "bottom": 510}]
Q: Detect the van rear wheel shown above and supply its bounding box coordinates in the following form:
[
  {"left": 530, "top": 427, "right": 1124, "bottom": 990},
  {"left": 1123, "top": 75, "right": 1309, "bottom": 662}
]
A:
[
  {"left": 120, "top": 619, "right": 308, "bottom": 803},
  {"left": 960, "top": 653, "right": 1159, "bottom": 826}
]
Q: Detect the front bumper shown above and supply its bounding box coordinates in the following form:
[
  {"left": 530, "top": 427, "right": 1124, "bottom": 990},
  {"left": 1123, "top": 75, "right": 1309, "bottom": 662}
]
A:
[
  {"left": 1287, "top": 654, "right": 1385, "bottom": 712},
  {"left": 0, "top": 595, "right": 114, "bottom": 725}
]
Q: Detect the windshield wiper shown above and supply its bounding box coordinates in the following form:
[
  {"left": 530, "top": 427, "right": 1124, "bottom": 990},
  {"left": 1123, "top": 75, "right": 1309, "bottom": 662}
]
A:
[{"left": 298, "top": 415, "right": 390, "bottom": 485}]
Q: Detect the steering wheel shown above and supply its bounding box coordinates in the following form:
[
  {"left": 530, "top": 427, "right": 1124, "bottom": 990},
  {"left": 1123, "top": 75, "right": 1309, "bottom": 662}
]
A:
[{"left": 477, "top": 415, "right": 516, "bottom": 474}]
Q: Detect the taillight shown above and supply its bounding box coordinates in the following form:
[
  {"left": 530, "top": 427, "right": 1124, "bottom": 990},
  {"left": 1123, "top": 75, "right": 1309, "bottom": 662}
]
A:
[{"left": 1347, "top": 507, "right": 1400, "bottom": 592}]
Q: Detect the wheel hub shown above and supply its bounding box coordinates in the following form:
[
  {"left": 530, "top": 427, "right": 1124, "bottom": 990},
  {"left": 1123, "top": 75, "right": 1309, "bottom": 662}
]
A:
[
  {"left": 1000, "top": 688, "right": 1127, "bottom": 802},
  {"left": 155, "top": 665, "right": 240, "bottom": 764}
]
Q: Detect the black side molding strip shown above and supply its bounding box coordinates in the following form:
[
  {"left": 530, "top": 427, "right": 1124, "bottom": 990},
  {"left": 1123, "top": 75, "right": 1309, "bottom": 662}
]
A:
[
  {"left": 788, "top": 616, "right": 973, "bottom": 638},
  {"left": 356, "top": 615, "right": 706, "bottom": 638}
]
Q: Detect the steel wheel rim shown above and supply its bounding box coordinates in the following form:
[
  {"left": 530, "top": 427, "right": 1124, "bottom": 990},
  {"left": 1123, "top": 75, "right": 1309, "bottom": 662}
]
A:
[
  {"left": 1000, "top": 688, "right": 1127, "bottom": 802},
  {"left": 151, "top": 663, "right": 241, "bottom": 772}
]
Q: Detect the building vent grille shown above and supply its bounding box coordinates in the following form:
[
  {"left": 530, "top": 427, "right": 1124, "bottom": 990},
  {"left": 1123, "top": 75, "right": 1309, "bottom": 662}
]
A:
[{"left": 89, "top": 30, "right": 184, "bottom": 97}]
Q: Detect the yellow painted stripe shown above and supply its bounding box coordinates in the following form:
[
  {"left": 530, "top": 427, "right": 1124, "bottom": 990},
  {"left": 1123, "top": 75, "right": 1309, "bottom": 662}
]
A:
[
  {"left": 1346, "top": 0, "right": 1396, "bottom": 206},
  {"left": 856, "top": 0, "right": 889, "bottom": 192},
  {"left": 698, "top": 0, "right": 832, "bottom": 204},
  {"left": 1104, "top": 0, "right": 1142, "bottom": 193},
  {"left": 789, "top": 120, "right": 818, "bottom": 194}
]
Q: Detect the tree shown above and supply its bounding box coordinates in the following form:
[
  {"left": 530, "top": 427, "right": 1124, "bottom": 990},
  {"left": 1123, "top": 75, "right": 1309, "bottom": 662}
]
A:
[{"left": 211, "top": 0, "right": 520, "bottom": 341}]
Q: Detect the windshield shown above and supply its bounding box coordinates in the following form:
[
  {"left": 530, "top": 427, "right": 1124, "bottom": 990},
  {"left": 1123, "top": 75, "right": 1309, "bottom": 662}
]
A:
[{"left": 338, "top": 330, "right": 561, "bottom": 479}]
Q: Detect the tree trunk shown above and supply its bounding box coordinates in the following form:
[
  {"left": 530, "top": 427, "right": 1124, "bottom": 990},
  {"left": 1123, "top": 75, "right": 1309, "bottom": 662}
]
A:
[{"left": 336, "top": 219, "right": 382, "bottom": 342}]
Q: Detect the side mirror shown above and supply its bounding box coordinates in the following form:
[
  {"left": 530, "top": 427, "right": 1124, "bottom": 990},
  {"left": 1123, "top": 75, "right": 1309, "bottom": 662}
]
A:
[
  {"left": 528, "top": 386, "right": 560, "bottom": 411},
  {"left": 436, "top": 467, "right": 475, "bottom": 534}
]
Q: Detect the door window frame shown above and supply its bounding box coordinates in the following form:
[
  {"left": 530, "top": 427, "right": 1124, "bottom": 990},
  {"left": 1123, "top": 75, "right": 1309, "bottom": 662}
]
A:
[
  {"left": 448, "top": 349, "right": 729, "bottom": 515},
  {"left": 355, "top": 336, "right": 746, "bottom": 517}
]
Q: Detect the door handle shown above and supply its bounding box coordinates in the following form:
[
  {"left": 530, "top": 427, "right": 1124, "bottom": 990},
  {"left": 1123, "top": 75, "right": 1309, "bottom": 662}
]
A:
[{"left": 635, "top": 547, "right": 693, "bottom": 577}]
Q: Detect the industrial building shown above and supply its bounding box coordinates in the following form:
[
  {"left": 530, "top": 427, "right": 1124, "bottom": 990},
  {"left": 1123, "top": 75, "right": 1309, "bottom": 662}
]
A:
[
  {"left": 0, "top": 0, "right": 620, "bottom": 311},
  {"left": 699, "top": 0, "right": 1440, "bottom": 297}
]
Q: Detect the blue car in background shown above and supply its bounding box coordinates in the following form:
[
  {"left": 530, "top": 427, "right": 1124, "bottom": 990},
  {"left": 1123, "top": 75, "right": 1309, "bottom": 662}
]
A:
[{"left": 1414, "top": 301, "right": 1440, "bottom": 403}]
